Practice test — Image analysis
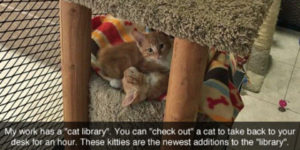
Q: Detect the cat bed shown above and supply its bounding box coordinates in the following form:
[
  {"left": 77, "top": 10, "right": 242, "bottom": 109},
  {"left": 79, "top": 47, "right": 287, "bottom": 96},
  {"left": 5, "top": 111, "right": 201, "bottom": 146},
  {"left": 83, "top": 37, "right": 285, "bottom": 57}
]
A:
[{"left": 65, "top": 0, "right": 273, "bottom": 55}]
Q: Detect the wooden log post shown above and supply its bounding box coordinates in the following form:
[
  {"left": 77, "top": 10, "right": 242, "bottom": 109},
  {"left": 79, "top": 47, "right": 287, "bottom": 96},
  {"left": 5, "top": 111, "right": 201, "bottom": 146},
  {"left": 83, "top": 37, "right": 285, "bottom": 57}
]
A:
[
  {"left": 162, "top": 38, "right": 208, "bottom": 150},
  {"left": 60, "top": 0, "right": 91, "bottom": 122},
  {"left": 164, "top": 38, "right": 208, "bottom": 122},
  {"left": 60, "top": 0, "right": 91, "bottom": 149}
]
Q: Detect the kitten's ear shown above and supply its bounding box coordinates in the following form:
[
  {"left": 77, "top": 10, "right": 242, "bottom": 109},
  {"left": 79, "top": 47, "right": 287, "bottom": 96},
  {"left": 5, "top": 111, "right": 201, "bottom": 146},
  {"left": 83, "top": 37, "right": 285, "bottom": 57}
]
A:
[
  {"left": 122, "top": 90, "right": 139, "bottom": 107},
  {"left": 131, "top": 30, "right": 146, "bottom": 47}
]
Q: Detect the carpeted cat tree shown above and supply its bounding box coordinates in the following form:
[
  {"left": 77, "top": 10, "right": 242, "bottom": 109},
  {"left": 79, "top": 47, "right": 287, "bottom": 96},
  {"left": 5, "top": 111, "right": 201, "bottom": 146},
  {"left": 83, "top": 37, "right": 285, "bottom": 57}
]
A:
[
  {"left": 59, "top": 0, "right": 274, "bottom": 148},
  {"left": 59, "top": 0, "right": 274, "bottom": 130}
]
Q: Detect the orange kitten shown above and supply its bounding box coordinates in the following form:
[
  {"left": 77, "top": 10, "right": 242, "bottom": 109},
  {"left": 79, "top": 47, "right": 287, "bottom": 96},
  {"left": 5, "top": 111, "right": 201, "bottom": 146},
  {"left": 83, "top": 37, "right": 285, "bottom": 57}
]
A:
[
  {"left": 97, "top": 31, "right": 172, "bottom": 88},
  {"left": 122, "top": 67, "right": 169, "bottom": 107}
]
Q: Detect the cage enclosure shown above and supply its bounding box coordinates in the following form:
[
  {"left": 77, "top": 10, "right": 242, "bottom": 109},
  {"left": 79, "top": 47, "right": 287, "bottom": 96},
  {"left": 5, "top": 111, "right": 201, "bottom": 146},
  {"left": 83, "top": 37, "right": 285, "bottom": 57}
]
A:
[{"left": 0, "top": 0, "right": 63, "bottom": 149}]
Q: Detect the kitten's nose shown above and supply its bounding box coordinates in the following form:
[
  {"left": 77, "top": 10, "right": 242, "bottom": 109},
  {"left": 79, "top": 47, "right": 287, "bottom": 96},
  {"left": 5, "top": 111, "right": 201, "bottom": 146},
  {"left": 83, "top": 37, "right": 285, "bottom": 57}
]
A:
[{"left": 158, "top": 49, "right": 162, "bottom": 54}]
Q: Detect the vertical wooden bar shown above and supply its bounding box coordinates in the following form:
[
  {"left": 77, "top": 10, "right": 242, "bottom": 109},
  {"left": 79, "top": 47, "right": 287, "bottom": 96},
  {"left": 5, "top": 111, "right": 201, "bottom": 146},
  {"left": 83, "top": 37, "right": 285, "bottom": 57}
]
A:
[
  {"left": 164, "top": 38, "right": 208, "bottom": 122},
  {"left": 60, "top": 1, "right": 91, "bottom": 149},
  {"left": 60, "top": 0, "right": 91, "bottom": 122}
]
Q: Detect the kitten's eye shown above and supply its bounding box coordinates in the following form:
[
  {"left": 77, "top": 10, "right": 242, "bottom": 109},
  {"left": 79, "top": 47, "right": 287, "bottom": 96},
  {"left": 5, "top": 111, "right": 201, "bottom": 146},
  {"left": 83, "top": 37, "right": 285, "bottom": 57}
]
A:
[
  {"left": 159, "top": 44, "right": 164, "bottom": 49},
  {"left": 147, "top": 48, "right": 153, "bottom": 53}
]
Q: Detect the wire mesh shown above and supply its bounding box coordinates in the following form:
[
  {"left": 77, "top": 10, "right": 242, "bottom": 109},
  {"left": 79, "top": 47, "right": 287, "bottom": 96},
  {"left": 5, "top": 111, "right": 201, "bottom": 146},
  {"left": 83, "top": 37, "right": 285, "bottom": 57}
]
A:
[{"left": 0, "top": 0, "right": 63, "bottom": 149}]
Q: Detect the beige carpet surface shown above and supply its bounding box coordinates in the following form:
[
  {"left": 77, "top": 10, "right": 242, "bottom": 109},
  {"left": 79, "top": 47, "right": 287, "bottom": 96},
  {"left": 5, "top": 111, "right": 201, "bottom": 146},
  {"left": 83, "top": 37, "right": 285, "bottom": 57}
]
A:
[
  {"left": 89, "top": 74, "right": 214, "bottom": 122},
  {"left": 89, "top": 74, "right": 165, "bottom": 122},
  {"left": 65, "top": 0, "right": 273, "bottom": 55}
]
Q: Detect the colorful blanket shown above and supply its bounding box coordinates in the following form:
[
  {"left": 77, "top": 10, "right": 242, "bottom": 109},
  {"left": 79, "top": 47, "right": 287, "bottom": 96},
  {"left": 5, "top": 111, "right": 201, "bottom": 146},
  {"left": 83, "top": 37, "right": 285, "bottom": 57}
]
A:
[{"left": 91, "top": 15, "right": 245, "bottom": 122}]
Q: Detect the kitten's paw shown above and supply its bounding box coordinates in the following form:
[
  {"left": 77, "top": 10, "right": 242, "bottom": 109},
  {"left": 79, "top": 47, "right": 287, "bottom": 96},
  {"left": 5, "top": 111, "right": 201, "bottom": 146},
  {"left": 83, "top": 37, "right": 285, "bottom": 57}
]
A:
[
  {"left": 109, "top": 79, "right": 122, "bottom": 89},
  {"left": 124, "top": 67, "right": 141, "bottom": 83},
  {"left": 126, "top": 67, "right": 139, "bottom": 74}
]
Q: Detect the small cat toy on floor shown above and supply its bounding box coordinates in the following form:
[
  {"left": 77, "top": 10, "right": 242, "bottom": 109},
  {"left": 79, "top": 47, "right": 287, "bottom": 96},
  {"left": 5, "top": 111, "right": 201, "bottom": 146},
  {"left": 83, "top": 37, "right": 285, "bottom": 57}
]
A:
[{"left": 278, "top": 99, "right": 287, "bottom": 112}]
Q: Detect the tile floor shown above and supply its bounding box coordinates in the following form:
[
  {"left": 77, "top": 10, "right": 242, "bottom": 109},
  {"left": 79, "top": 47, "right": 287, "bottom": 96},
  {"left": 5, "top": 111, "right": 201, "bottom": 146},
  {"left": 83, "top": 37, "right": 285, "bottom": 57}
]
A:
[{"left": 236, "top": 27, "right": 300, "bottom": 121}]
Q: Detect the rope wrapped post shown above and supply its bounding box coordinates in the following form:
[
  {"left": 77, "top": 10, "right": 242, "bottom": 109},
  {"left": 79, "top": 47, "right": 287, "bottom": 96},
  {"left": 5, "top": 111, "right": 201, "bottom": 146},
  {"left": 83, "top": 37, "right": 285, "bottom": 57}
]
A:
[
  {"left": 247, "top": 0, "right": 281, "bottom": 75},
  {"left": 60, "top": 0, "right": 91, "bottom": 149},
  {"left": 164, "top": 38, "right": 208, "bottom": 121},
  {"left": 245, "top": 0, "right": 281, "bottom": 92}
]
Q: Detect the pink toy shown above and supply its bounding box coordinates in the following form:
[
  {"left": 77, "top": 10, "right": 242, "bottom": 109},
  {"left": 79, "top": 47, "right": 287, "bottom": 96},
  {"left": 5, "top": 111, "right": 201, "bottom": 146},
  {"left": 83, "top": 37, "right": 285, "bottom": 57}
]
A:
[
  {"left": 279, "top": 99, "right": 287, "bottom": 107},
  {"left": 278, "top": 99, "right": 287, "bottom": 112}
]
